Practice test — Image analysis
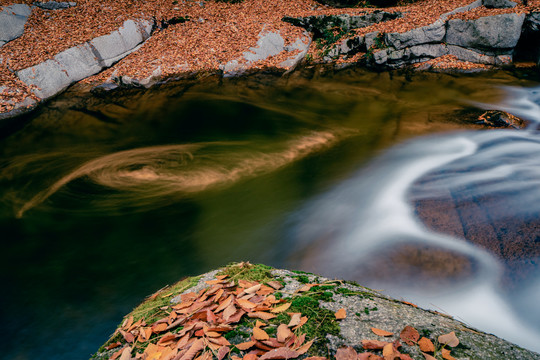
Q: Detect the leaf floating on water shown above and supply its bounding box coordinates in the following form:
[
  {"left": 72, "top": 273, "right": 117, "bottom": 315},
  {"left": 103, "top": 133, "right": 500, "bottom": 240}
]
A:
[
  {"left": 335, "top": 308, "right": 346, "bottom": 320},
  {"left": 438, "top": 332, "right": 459, "bottom": 347},
  {"left": 371, "top": 327, "right": 393, "bottom": 337},
  {"left": 399, "top": 326, "right": 419, "bottom": 345},
  {"left": 259, "top": 347, "right": 300, "bottom": 360},
  {"left": 417, "top": 337, "right": 435, "bottom": 353},
  {"left": 253, "top": 326, "right": 270, "bottom": 341},
  {"left": 335, "top": 346, "right": 358, "bottom": 360}
]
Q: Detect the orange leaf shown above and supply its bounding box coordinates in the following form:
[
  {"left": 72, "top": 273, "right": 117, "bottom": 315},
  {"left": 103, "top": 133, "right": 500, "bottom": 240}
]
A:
[
  {"left": 157, "top": 332, "right": 178, "bottom": 346},
  {"left": 361, "top": 340, "right": 390, "bottom": 350},
  {"left": 287, "top": 313, "right": 302, "bottom": 327},
  {"left": 216, "top": 275, "right": 229, "bottom": 280},
  {"left": 441, "top": 348, "right": 457, "bottom": 360},
  {"left": 382, "top": 343, "right": 398, "bottom": 360},
  {"left": 119, "top": 346, "right": 133, "bottom": 360},
  {"left": 122, "top": 315, "right": 134, "bottom": 331},
  {"left": 243, "top": 354, "right": 258, "bottom": 360},
  {"left": 119, "top": 329, "right": 135, "bottom": 343},
  {"left": 358, "top": 353, "right": 383, "bottom": 360},
  {"left": 253, "top": 327, "right": 269, "bottom": 341},
  {"left": 371, "top": 328, "right": 393, "bottom": 337},
  {"left": 266, "top": 281, "right": 283, "bottom": 290},
  {"left": 422, "top": 353, "right": 437, "bottom": 360},
  {"left": 271, "top": 302, "right": 291, "bottom": 314},
  {"left": 248, "top": 311, "right": 277, "bottom": 321},
  {"left": 152, "top": 322, "right": 168, "bottom": 334},
  {"left": 237, "top": 298, "right": 257, "bottom": 309},
  {"left": 105, "top": 342, "right": 122, "bottom": 350},
  {"left": 223, "top": 303, "right": 237, "bottom": 321},
  {"left": 438, "top": 332, "right": 459, "bottom": 347},
  {"left": 205, "top": 331, "right": 221, "bottom": 338},
  {"left": 296, "top": 339, "right": 315, "bottom": 355},
  {"left": 236, "top": 340, "right": 256, "bottom": 351},
  {"left": 277, "top": 324, "right": 293, "bottom": 343},
  {"left": 304, "top": 357, "right": 328, "bottom": 360},
  {"left": 335, "top": 346, "right": 357, "bottom": 360},
  {"left": 399, "top": 326, "right": 419, "bottom": 345},
  {"left": 335, "top": 308, "right": 346, "bottom": 320},
  {"left": 179, "top": 338, "right": 205, "bottom": 360},
  {"left": 259, "top": 347, "right": 300, "bottom": 360},
  {"left": 245, "top": 284, "right": 262, "bottom": 294},
  {"left": 417, "top": 337, "right": 435, "bottom": 353},
  {"left": 254, "top": 320, "right": 266, "bottom": 329},
  {"left": 217, "top": 346, "right": 230, "bottom": 360},
  {"left": 292, "top": 316, "right": 308, "bottom": 331}
]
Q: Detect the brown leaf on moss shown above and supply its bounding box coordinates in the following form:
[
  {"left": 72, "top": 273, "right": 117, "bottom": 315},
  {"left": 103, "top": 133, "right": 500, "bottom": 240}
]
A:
[
  {"left": 248, "top": 311, "right": 277, "bottom": 321},
  {"left": 217, "top": 346, "right": 230, "bottom": 360},
  {"left": 422, "top": 353, "right": 437, "bottom": 360},
  {"left": 259, "top": 347, "right": 300, "bottom": 360},
  {"left": 418, "top": 337, "right": 435, "bottom": 353},
  {"left": 253, "top": 327, "right": 270, "bottom": 341},
  {"left": 371, "top": 328, "right": 394, "bottom": 337},
  {"left": 287, "top": 313, "right": 302, "bottom": 327},
  {"left": 271, "top": 302, "right": 292, "bottom": 313},
  {"left": 277, "top": 324, "right": 293, "bottom": 343},
  {"left": 236, "top": 341, "right": 257, "bottom": 351},
  {"left": 438, "top": 332, "right": 459, "bottom": 347},
  {"left": 399, "top": 326, "right": 419, "bottom": 346},
  {"left": 179, "top": 338, "right": 205, "bottom": 360},
  {"left": 296, "top": 339, "right": 314, "bottom": 355},
  {"left": 441, "top": 348, "right": 457, "bottom": 360},
  {"left": 335, "top": 346, "right": 358, "bottom": 360}
]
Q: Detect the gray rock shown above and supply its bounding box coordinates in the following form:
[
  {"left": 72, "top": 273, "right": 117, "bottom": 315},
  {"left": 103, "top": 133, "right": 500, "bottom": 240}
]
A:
[
  {"left": 385, "top": 19, "right": 445, "bottom": 50},
  {"left": 243, "top": 32, "right": 285, "bottom": 62},
  {"left": 17, "top": 59, "right": 71, "bottom": 99},
  {"left": 0, "top": 4, "right": 32, "bottom": 46},
  {"left": 447, "top": 13, "right": 525, "bottom": 49},
  {"left": 17, "top": 18, "right": 154, "bottom": 99},
  {"left": 439, "top": 0, "right": 482, "bottom": 20},
  {"left": 447, "top": 44, "right": 512, "bottom": 65},
  {"left": 372, "top": 49, "right": 388, "bottom": 65},
  {"left": 524, "top": 12, "right": 540, "bottom": 32},
  {"left": 280, "top": 33, "right": 311, "bottom": 68},
  {"left": 34, "top": 1, "right": 77, "bottom": 10},
  {"left": 364, "top": 31, "right": 380, "bottom": 49},
  {"left": 483, "top": 0, "right": 517, "bottom": 8}
]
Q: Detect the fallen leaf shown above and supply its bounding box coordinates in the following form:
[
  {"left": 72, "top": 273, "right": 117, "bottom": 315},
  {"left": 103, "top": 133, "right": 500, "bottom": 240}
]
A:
[
  {"left": 217, "top": 346, "right": 230, "bottom": 360},
  {"left": 215, "top": 295, "right": 234, "bottom": 313},
  {"left": 335, "top": 308, "right": 346, "bottom": 320},
  {"left": 297, "top": 284, "right": 314, "bottom": 292},
  {"left": 248, "top": 311, "right": 277, "bottom": 321},
  {"left": 271, "top": 302, "right": 292, "bottom": 314},
  {"left": 277, "top": 324, "right": 293, "bottom": 343},
  {"left": 152, "top": 322, "right": 168, "bottom": 334},
  {"left": 255, "top": 320, "right": 266, "bottom": 328},
  {"left": 382, "top": 343, "right": 399, "bottom": 360},
  {"left": 401, "top": 301, "right": 418, "bottom": 308},
  {"left": 105, "top": 342, "right": 122, "bottom": 350},
  {"left": 119, "top": 329, "right": 135, "bottom": 343},
  {"left": 441, "top": 348, "right": 457, "bottom": 360},
  {"left": 371, "top": 328, "right": 393, "bottom": 337},
  {"left": 304, "top": 357, "right": 328, "bottom": 360},
  {"left": 245, "top": 284, "right": 262, "bottom": 294},
  {"left": 223, "top": 303, "right": 237, "bottom": 321},
  {"left": 262, "top": 338, "right": 283, "bottom": 348},
  {"left": 361, "top": 340, "right": 390, "bottom": 350},
  {"left": 335, "top": 346, "right": 357, "bottom": 360},
  {"left": 232, "top": 356, "right": 243, "bottom": 360},
  {"left": 205, "top": 331, "right": 221, "bottom": 338},
  {"left": 243, "top": 354, "right": 259, "bottom": 360},
  {"left": 253, "top": 327, "right": 270, "bottom": 341},
  {"left": 422, "top": 353, "right": 437, "bottom": 360},
  {"left": 122, "top": 315, "right": 134, "bottom": 331},
  {"left": 438, "top": 332, "right": 459, "bottom": 347},
  {"left": 292, "top": 316, "right": 308, "bottom": 331},
  {"left": 119, "top": 346, "right": 133, "bottom": 360},
  {"left": 399, "top": 326, "right": 419, "bottom": 346},
  {"left": 158, "top": 332, "right": 178, "bottom": 346},
  {"left": 398, "top": 354, "right": 414, "bottom": 360},
  {"left": 227, "top": 309, "right": 246, "bottom": 323},
  {"left": 236, "top": 341, "right": 257, "bottom": 350},
  {"left": 179, "top": 338, "right": 205, "bottom": 360},
  {"left": 417, "top": 337, "right": 435, "bottom": 353},
  {"left": 259, "top": 347, "right": 300, "bottom": 360},
  {"left": 358, "top": 353, "right": 383, "bottom": 360},
  {"left": 237, "top": 298, "right": 257, "bottom": 309},
  {"left": 287, "top": 313, "right": 302, "bottom": 327},
  {"left": 110, "top": 347, "right": 125, "bottom": 360},
  {"left": 296, "top": 339, "right": 314, "bottom": 355},
  {"left": 266, "top": 281, "right": 283, "bottom": 290},
  {"left": 216, "top": 275, "right": 229, "bottom": 280}
]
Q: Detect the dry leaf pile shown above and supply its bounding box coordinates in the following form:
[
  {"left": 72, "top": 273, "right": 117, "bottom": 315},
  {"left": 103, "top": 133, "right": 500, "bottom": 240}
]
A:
[
  {"left": 333, "top": 325, "right": 462, "bottom": 360},
  {"left": 104, "top": 273, "right": 317, "bottom": 360}
]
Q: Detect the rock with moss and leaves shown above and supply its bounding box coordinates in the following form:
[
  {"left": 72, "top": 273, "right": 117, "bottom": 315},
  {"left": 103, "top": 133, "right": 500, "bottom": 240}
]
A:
[{"left": 92, "top": 263, "right": 539, "bottom": 360}]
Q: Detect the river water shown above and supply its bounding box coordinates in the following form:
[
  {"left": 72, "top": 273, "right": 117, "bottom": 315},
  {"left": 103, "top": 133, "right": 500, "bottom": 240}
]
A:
[{"left": 1, "top": 68, "right": 539, "bottom": 359}]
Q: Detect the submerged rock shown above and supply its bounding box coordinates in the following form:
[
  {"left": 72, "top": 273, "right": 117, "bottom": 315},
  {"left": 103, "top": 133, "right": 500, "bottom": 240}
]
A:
[{"left": 477, "top": 110, "right": 526, "bottom": 128}]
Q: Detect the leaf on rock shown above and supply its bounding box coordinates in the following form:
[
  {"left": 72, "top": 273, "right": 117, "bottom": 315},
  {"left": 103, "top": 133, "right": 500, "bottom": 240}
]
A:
[
  {"left": 236, "top": 341, "right": 257, "bottom": 350},
  {"left": 267, "top": 281, "right": 283, "bottom": 290},
  {"left": 358, "top": 353, "right": 383, "bottom": 360},
  {"left": 296, "top": 339, "right": 314, "bottom": 355},
  {"left": 441, "top": 348, "right": 457, "bottom": 360},
  {"left": 422, "top": 353, "right": 437, "bottom": 360},
  {"left": 253, "top": 327, "right": 270, "bottom": 341},
  {"left": 399, "top": 326, "right": 419, "bottom": 346},
  {"left": 335, "top": 346, "right": 358, "bottom": 360},
  {"left": 287, "top": 313, "right": 302, "bottom": 327},
  {"left": 371, "top": 328, "right": 393, "bottom": 337},
  {"left": 382, "top": 343, "right": 399, "bottom": 360},
  {"left": 217, "top": 346, "right": 230, "bottom": 360},
  {"left": 277, "top": 324, "right": 294, "bottom": 343},
  {"left": 438, "top": 332, "right": 459, "bottom": 347},
  {"left": 335, "top": 308, "right": 346, "bottom": 320},
  {"left": 361, "top": 340, "right": 390, "bottom": 350},
  {"left": 259, "top": 347, "right": 300, "bottom": 360},
  {"left": 179, "top": 338, "right": 205, "bottom": 360},
  {"left": 271, "top": 302, "right": 292, "bottom": 314},
  {"left": 417, "top": 337, "right": 435, "bottom": 353}
]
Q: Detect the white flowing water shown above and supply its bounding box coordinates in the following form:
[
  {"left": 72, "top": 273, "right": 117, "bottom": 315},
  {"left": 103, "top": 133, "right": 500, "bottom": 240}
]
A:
[{"left": 288, "top": 86, "right": 540, "bottom": 352}]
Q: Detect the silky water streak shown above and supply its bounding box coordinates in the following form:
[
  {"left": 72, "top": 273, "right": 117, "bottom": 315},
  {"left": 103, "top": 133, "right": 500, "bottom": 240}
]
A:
[{"left": 16, "top": 129, "right": 355, "bottom": 218}]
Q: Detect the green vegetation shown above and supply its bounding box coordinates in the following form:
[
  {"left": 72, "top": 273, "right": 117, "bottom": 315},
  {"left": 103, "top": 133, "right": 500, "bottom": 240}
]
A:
[{"left": 217, "top": 262, "right": 274, "bottom": 284}]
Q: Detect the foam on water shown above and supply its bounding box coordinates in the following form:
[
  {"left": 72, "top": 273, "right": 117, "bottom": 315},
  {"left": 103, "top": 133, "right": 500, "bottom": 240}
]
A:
[{"left": 288, "top": 87, "right": 540, "bottom": 352}]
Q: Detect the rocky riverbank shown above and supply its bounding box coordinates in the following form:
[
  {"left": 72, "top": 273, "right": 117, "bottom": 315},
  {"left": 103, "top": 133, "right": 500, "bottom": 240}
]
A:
[
  {"left": 92, "top": 262, "right": 539, "bottom": 360},
  {"left": 1, "top": 0, "right": 540, "bottom": 121}
]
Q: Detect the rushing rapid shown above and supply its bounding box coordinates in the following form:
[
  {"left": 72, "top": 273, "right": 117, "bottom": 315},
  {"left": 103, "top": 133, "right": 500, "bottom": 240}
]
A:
[{"left": 287, "top": 86, "right": 540, "bottom": 352}]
